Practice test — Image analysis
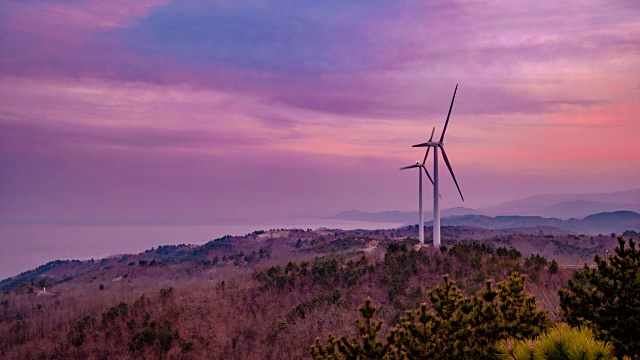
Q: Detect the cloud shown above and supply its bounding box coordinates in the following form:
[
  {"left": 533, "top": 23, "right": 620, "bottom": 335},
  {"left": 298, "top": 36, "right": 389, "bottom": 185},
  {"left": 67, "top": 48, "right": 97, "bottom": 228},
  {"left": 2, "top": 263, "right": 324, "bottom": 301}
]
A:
[
  {"left": 1, "top": 0, "right": 168, "bottom": 32},
  {"left": 0, "top": 0, "right": 639, "bottom": 223},
  {"left": 2, "top": 0, "right": 638, "bottom": 120}
]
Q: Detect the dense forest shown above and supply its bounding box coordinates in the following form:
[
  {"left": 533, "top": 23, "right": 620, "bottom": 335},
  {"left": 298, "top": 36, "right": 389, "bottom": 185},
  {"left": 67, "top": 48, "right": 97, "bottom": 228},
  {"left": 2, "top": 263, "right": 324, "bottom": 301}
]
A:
[{"left": 0, "top": 226, "right": 638, "bottom": 359}]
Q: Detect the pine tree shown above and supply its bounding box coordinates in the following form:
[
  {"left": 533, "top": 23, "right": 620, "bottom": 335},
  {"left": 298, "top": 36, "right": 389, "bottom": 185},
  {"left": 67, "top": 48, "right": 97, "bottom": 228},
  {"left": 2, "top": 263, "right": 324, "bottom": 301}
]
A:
[
  {"left": 391, "top": 273, "right": 549, "bottom": 359},
  {"left": 311, "top": 298, "right": 392, "bottom": 359},
  {"left": 497, "top": 274, "right": 549, "bottom": 340},
  {"left": 559, "top": 237, "right": 640, "bottom": 359},
  {"left": 388, "top": 276, "right": 473, "bottom": 358},
  {"left": 316, "top": 273, "right": 549, "bottom": 359}
]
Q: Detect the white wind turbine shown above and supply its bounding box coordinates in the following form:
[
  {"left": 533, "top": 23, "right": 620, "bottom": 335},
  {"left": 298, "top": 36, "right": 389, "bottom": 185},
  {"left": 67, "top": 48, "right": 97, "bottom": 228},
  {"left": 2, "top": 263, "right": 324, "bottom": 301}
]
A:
[
  {"left": 413, "top": 84, "right": 464, "bottom": 249},
  {"left": 400, "top": 127, "right": 436, "bottom": 245}
]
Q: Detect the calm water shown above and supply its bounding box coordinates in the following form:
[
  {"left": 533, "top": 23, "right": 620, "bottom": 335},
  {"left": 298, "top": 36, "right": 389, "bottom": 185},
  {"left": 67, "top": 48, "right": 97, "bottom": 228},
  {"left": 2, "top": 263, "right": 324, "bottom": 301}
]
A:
[{"left": 0, "top": 220, "right": 402, "bottom": 280}]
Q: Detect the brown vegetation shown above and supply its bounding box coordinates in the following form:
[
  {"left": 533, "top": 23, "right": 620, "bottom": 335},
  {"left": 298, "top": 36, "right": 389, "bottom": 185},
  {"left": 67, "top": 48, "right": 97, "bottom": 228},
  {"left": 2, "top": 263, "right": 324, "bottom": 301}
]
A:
[{"left": 0, "top": 226, "right": 630, "bottom": 359}]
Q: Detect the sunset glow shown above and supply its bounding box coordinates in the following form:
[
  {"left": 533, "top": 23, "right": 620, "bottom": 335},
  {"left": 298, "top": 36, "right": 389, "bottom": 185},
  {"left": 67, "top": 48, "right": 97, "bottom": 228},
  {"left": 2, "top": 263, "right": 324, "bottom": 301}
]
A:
[{"left": 1, "top": 0, "right": 639, "bottom": 224}]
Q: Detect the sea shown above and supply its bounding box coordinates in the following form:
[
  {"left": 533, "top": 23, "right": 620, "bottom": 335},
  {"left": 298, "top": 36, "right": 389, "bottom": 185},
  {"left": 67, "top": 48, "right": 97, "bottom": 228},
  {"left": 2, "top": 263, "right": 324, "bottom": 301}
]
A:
[{"left": 0, "top": 220, "right": 403, "bottom": 281}]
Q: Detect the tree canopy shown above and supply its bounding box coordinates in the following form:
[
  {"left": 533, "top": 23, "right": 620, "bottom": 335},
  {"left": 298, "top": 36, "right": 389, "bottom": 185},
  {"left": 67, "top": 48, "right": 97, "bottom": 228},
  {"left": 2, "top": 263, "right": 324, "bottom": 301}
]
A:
[
  {"left": 559, "top": 237, "right": 640, "bottom": 359},
  {"left": 312, "top": 273, "right": 549, "bottom": 359}
]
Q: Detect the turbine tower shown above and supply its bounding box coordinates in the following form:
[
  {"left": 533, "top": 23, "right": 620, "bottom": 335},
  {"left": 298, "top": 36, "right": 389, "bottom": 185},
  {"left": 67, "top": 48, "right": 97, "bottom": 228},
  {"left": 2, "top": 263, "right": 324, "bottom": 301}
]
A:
[
  {"left": 400, "top": 128, "right": 436, "bottom": 244},
  {"left": 413, "top": 84, "right": 464, "bottom": 249}
]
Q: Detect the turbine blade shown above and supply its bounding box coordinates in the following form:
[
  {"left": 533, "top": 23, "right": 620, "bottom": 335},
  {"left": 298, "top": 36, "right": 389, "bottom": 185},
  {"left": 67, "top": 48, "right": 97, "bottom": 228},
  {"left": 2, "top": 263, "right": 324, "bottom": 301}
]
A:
[
  {"left": 412, "top": 142, "right": 430, "bottom": 147},
  {"left": 440, "top": 146, "right": 464, "bottom": 201},
  {"left": 400, "top": 164, "right": 421, "bottom": 170},
  {"left": 439, "top": 84, "right": 458, "bottom": 143},
  {"left": 421, "top": 146, "right": 431, "bottom": 165},
  {"left": 422, "top": 166, "right": 434, "bottom": 185},
  {"left": 420, "top": 127, "right": 436, "bottom": 164}
]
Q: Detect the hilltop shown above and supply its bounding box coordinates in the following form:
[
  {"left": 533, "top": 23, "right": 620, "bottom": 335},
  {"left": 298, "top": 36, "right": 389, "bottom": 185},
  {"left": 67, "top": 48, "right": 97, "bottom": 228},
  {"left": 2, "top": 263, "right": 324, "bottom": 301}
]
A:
[{"left": 3, "top": 225, "right": 633, "bottom": 292}]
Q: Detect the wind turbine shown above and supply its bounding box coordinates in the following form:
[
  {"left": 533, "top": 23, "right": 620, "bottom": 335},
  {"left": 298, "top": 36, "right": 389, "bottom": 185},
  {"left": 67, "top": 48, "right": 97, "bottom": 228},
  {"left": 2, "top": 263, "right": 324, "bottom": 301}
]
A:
[
  {"left": 413, "top": 84, "right": 464, "bottom": 249},
  {"left": 400, "top": 127, "right": 436, "bottom": 245}
]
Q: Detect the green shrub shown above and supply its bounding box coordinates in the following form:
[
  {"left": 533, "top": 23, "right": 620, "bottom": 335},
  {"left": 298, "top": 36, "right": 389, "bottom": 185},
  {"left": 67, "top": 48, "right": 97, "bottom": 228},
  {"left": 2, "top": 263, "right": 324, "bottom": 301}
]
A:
[{"left": 496, "top": 323, "right": 614, "bottom": 360}]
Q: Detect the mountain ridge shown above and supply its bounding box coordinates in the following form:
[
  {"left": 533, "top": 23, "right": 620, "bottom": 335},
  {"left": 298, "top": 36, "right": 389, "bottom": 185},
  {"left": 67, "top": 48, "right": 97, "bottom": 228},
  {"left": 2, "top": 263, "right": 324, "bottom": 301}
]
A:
[
  {"left": 438, "top": 211, "right": 640, "bottom": 235},
  {"left": 478, "top": 188, "right": 640, "bottom": 218},
  {"left": 332, "top": 210, "right": 640, "bottom": 235},
  {"left": 330, "top": 188, "right": 640, "bottom": 225}
]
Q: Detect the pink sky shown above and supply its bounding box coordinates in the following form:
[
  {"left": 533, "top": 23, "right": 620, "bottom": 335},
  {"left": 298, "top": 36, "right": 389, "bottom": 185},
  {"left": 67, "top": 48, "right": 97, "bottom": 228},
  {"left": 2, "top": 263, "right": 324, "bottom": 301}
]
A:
[{"left": 1, "top": 0, "right": 639, "bottom": 224}]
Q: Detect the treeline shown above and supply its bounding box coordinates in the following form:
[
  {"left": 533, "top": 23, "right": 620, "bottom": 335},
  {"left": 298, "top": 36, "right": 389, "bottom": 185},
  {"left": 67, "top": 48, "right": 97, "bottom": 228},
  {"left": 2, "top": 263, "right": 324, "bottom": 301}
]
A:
[{"left": 0, "top": 260, "right": 83, "bottom": 291}]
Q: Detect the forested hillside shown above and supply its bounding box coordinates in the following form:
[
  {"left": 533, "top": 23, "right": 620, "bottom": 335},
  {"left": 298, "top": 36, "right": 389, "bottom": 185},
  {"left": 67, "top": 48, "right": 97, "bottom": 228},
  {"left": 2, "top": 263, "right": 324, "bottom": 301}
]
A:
[{"left": 1, "top": 227, "right": 638, "bottom": 359}]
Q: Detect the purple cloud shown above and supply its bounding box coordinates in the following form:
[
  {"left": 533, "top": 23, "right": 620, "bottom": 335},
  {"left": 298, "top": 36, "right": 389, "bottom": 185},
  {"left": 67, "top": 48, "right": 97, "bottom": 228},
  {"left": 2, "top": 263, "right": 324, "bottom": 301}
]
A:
[{"left": 0, "top": 0, "right": 639, "bottom": 225}]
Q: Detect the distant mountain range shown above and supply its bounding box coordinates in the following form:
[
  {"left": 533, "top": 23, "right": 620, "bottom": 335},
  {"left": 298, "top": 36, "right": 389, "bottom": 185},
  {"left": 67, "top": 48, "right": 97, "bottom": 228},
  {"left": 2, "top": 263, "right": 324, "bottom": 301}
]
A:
[
  {"left": 332, "top": 210, "right": 640, "bottom": 236},
  {"left": 329, "top": 188, "right": 640, "bottom": 235},
  {"left": 431, "top": 211, "right": 640, "bottom": 235},
  {"left": 478, "top": 188, "right": 640, "bottom": 219}
]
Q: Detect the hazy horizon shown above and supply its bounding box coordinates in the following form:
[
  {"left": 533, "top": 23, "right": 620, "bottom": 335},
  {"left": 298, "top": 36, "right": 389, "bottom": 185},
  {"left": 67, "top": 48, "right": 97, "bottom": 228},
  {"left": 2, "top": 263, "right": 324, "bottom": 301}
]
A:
[
  {"left": 0, "top": 187, "right": 637, "bottom": 227},
  {"left": 2, "top": 185, "right": 639, "bottom": 280}
]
